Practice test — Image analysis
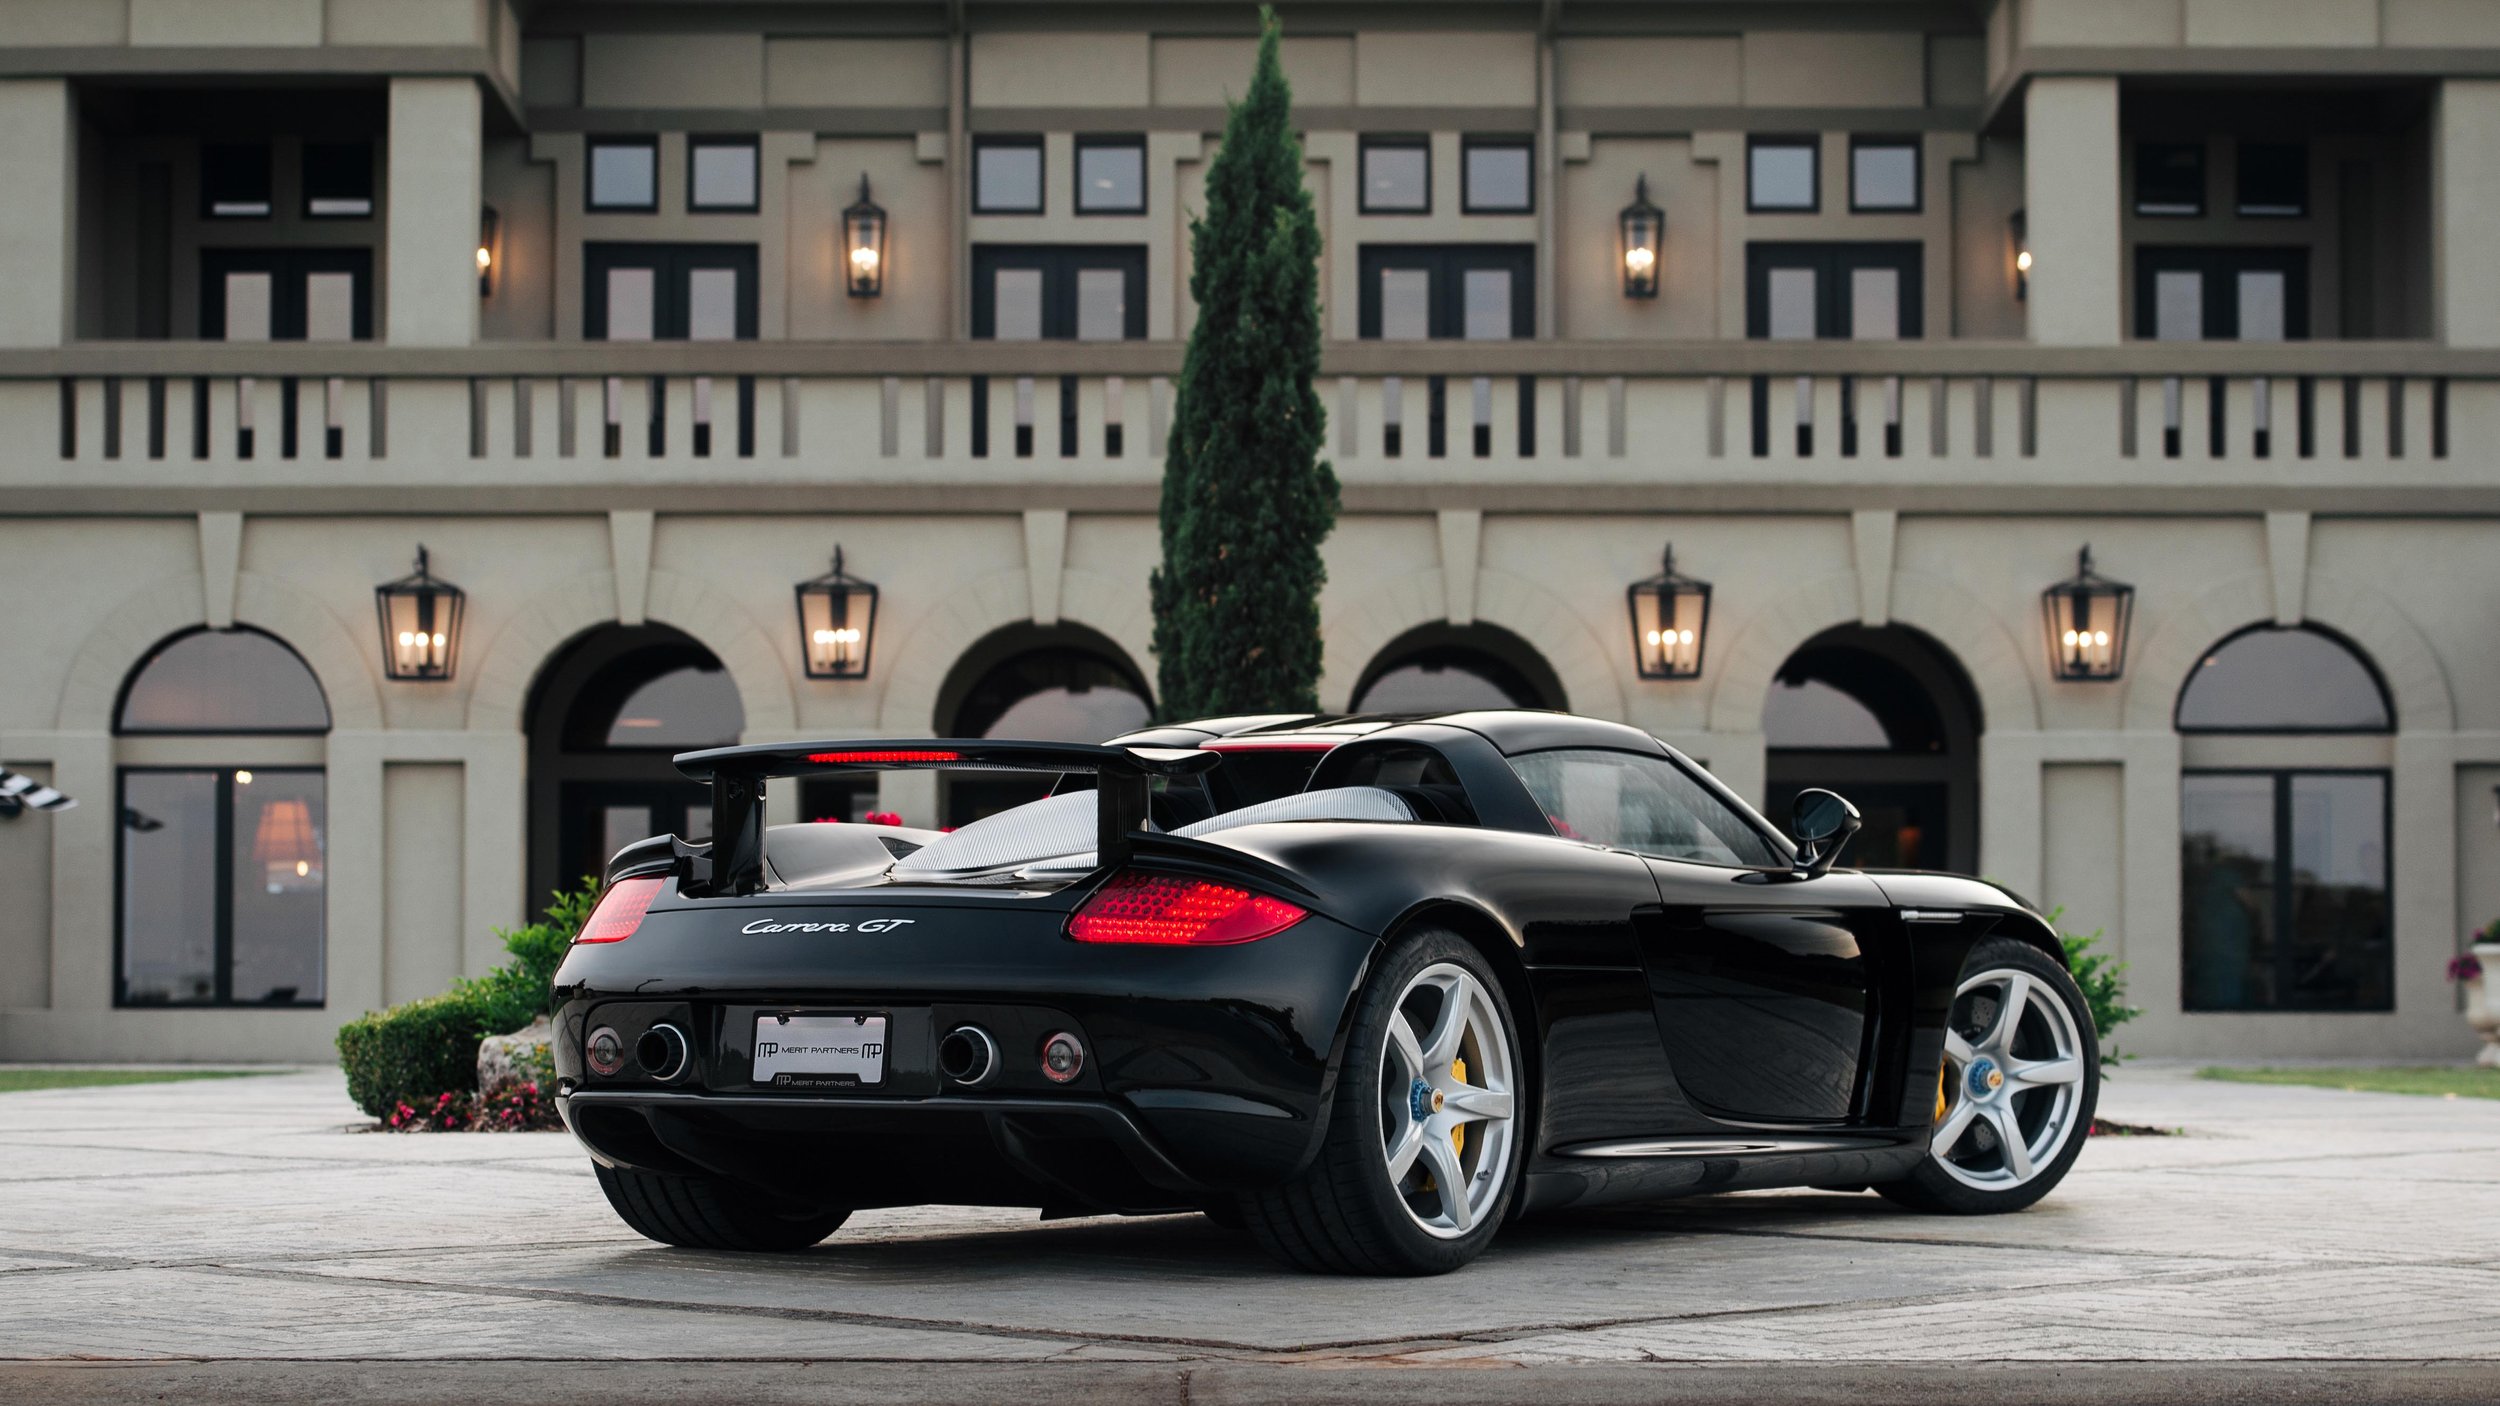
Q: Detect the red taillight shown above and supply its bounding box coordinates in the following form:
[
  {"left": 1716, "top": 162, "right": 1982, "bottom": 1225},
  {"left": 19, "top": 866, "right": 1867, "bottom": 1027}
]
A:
[
  {"left": 577, "top": 876, "right": 664, "bottom": 945},
  {"left": 1067, "top": 872, "right": 1308, "bottom": 947},
  {"left": 806, "top": 749, "right": 961, "bottom": 764}
]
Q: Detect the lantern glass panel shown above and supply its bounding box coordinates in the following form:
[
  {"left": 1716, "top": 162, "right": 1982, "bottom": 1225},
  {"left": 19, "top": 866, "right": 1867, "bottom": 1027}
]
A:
[
  {"left": 1630, "top": 580, "right": 1708, "bottom": 678},
  {"left": 1621, "top": 203, "right": 1662, "bottom": 297},
  {"left": 378, "top": 581, "right": 463, "bottom": 680},
  {"left": 2042, "top": 580, "right": 2132, "bottom": 681},
  {"left": 844, "top": 202, "right": 886, "bottom": 296},
  {"left": 798, "top": 580, "right": 876, "bottom": 678}
]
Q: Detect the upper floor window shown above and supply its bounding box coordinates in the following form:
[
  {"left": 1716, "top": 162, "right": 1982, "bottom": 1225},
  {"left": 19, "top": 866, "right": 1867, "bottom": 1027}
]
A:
[
  {"left": 202, "top": 142, "right": 272, "bottom": 219},
  {"left": 1849, "top": 137, "right": 1919, "bottom": 212},
  {"left": 588, "top": 136, "right": 659, "bottom": 212},
  {"left": 2135, "top": 141, "right": 2204, "bottom": 217},
  {"left": 2237, "top": 142, "right": 2307, "bottom": 218},
  {"left": 688, "top": 135, "right": 760, "bottom": 213},
  {"left": 971, "top": 246, "right": 1145, "bottom": 340},
  {"left": 1747, "top": 136, "right": 1818, "bottom": 213},
  {"left": 1360, "top": 136, "right": 1430, "bottom": 213},
  {"left": 1461, "top": 136, "right": 1532, "bottom": 213},
  {"left": 1075, "top": 135, "right": 1146, "bottom": 214},
  {"left": 302, "top": 142, "right": 373, "bottom": 219},
  {"left": 975, "top": 136, "right": 1045, "bottom": 214}
]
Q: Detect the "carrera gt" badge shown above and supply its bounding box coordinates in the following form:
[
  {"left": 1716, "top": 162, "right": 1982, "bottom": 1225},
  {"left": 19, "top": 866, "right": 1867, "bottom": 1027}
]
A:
[{"left": 739, "top": 917, "right": 917, "bottom": 935}]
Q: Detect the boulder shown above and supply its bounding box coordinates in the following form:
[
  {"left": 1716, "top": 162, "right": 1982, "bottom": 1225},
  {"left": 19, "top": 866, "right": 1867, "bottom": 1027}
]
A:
[{"left": 477, "top": 1015, "right": 556, "bottom": 1100}]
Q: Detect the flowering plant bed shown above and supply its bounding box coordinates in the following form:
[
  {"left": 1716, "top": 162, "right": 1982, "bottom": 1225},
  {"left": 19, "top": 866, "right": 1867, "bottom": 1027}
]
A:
[{"left": 378, "top": 1081, "right": 562, "bottom": 1133}]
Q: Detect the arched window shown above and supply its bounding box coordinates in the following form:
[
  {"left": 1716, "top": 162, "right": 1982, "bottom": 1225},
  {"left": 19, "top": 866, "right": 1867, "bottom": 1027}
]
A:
[
  {"left": 934, "top": 626, "right": 1154, "bottom": 827},
  {"left": 1763, "top": 644, "right": 1946, "bottom": 752},
  {"left": 114, "top": 628, "right": 329, "bottom": 1008},
  {"left": 2177, "top": 625, "right": 2392, "bottom": 1013},
  {"left": 1351, "top": 623, "right": 1565, "bottom": 714}
]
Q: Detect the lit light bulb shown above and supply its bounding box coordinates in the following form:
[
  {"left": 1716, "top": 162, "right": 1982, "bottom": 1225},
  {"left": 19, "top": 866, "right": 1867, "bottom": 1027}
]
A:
[
  {"left": 236, "top": 770, "right": 254, "bottom": 785},
  {"left": 476, "top": 246, "right": 492, "bottom": 271},
  {"left": 850, "top": 246, "right": 879, "bottom": 269},
  {"left": 295, "top": 860, "right": 310, "bottom": 877},
  {"left": 1625, "top": 247, "right": 1656, "bottom": 272},
  {"left": 2093, "top": 630, "right": 2109, "bottom": 646},
  {"left": 431, "top": 633, "right": 446, "bottom": 648}
]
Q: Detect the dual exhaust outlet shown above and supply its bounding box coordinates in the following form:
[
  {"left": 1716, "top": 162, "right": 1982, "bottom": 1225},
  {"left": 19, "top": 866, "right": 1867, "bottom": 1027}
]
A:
[{"left": 940, "top": 1024, "right": 1085, "bottom": 1087}]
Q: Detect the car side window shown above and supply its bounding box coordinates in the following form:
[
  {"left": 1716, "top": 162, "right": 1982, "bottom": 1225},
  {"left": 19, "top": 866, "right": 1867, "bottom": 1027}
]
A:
[{"left": 1508, "top": 748, "right": 1781, "bottom": 867}]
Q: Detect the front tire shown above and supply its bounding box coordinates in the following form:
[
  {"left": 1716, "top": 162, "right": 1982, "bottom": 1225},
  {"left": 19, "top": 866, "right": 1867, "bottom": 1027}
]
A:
[
  {"left": 1877, "top": 936, "right": 2100, "bottom": 1215},
  {"left": 594, "top": 1163, "right": 850, "bottom": 1251},
  {"left": 1239, "top": 928, "right": 1526, "bottom": 1275}
]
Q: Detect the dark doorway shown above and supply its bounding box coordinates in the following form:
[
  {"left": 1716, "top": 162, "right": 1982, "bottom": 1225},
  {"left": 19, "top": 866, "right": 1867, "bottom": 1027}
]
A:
[
  {"left": 526, "top": 624, "right": 744, "bottom": 906},
  {"left": 932, "top": 623, "right": 1153, "bottom": 828},
  {"left": 1351, "top": 622, "right": 1565, "bottom": 714},
  {"left": 1763, "top": 624, "right": 1981, "bottom": 875}
]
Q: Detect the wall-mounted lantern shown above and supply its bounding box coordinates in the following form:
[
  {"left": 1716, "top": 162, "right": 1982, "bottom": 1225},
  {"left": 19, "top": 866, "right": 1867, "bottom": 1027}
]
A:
[
  {"left": 842, "top": 174, "right": 886, "bottom": 298},
  {"left": 2041, "top": 545, "right": 2133, "bottom": 682},
  {"left": 1627, "top": 543, "right": 1710, "bottom": 679},
  {"left": 2009, "top": 208, "right": 2030, "bottom": 301},
  {"left": 1620, "top": 174, "right": 1663, "bottom": 299},
  {"left": 795, "top": 547, "right": 879, "bottom": 679},
  {"left": 477, "top": 205, "right": 500, "bottom": 298},
  {"left": 375, "top": 545, "right": 466, "bottom": 681}
]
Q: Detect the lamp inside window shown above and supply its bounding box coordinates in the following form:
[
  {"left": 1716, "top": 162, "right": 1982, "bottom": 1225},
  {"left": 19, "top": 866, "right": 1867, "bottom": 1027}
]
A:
[{"left": 2041, "top": 545, "right": 2133, "bottom": 681}]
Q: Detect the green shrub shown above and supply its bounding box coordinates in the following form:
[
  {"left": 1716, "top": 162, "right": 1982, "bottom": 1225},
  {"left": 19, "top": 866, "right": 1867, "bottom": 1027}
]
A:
[
  {"left": 2055, "top": 916, "right": 2143, "bottom": 1070},
  {"left": 336, "top": 877, "right": 601, "bottom": 1118}
]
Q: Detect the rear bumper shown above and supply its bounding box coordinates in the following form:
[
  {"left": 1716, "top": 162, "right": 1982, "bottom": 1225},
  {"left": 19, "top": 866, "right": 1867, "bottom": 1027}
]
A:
[{"left": 563, "top": 1086, "right": 1227, "bottom": 1213}]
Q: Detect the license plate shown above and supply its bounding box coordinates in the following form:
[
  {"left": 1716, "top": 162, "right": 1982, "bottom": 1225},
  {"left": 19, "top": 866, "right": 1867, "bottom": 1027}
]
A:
[{"left": 752, "top": 1013, "right": 887, "bottom": 1087}]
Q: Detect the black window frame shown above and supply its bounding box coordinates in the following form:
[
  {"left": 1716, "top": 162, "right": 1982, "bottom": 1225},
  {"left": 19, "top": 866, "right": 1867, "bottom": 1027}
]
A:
[
  {"left": 2133, "top": 246, "right": 2311, "bottom": 342},
  {"left": 201, "top": 141, "right": 274, "bottom": 220},
  {"left": 1743, "top": 242, "right": 1926, "bottom": 340},
  {"left": 1746, "top": 134, "right": 1820, "bottom": 214},
  {"left": 1459, "top": 135, "right": 1534, "bottom": 214},
  {"left": 969, "top": 245, "right": 1148, "bottom": 340},
  {"left": 586, "top": 134, "right": 661, "bottom": 214},
  {"left": 1847, "top": 135, "right": 1921, "bottom": 214},
  {"left": 114, "top": 626, "right": 334, "bottom": 736},
  {"left": 1359, "top": 134, "right": 1432, "bottom": 215},
  {"left": 1355, "top": 245, "right": 1536, "bottom": 339},
  {"left": 114, "top": 764, "right": 328, "bottom": 1010},
  {"left": 1072, "top": 133, "right": 1147, "bottom": 215},
  {"left": 2236, "top": 141, "right": 2309, "bottom": 219},
  {"left": 1509, "top": 745, "right": 1787, "bottom": 870},
  {"left": 198, "top": 248, "right": 376, "bottom": 341},
  {"left": 2180, "top": 765, "right": 2393, "bottom": 1013},
  {"left": 686, "top": 133, "right": 762, "bottom": 214},
  {"left": 973, "top": 135, "right": 1047, "bottom": 215},
  {"left": 2135, "top": 140, "right": 2206, "bottom": 218},
  {"left": 2173, "top": 623, "right": 2387, "bottom": 734},
  {"left": 582, "top": 242, "right": 762, "bottom": 340},
  {"left": 300, "top": 140, "right": 375, "bottom": 220}
]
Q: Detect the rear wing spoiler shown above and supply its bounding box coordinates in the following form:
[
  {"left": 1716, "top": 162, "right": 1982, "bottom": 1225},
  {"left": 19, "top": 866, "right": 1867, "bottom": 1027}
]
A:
[{"left": 672, "top": 739, "right": 1220, "bottom": 894}]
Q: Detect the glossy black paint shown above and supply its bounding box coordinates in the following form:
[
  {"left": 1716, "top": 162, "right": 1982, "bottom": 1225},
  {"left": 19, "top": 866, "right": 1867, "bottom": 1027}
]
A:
[{"left": 554, "top": 710, "right": 2061, "bottom": 1223}]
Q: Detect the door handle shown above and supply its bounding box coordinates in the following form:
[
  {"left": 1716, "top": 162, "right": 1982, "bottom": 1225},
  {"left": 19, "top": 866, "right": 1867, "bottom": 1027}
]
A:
[{"left": 1898, "top": 909, "right": 1964, "bottom": 924}]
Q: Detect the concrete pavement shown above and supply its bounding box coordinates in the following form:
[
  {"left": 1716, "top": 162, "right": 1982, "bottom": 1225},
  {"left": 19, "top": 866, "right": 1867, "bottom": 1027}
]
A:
[{"left": 0, "top": 1062, "right": 2494, "bottom": 1402}]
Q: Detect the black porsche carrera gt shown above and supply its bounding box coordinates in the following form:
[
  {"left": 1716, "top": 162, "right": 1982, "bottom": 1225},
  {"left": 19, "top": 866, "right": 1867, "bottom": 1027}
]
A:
[{"left": 552, "top": 710, "right": 2099, "bottom": 1276}]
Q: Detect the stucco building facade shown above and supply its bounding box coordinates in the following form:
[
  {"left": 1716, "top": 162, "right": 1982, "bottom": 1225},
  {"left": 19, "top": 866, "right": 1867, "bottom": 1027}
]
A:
[{"left": 2, "top": 0, "right": 2497, "bottom": 1062}]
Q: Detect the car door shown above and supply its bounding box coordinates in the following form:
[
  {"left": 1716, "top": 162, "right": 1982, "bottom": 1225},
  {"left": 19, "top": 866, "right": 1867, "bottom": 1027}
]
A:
[{"left": 1507, "top": 746, "right": 1899, "bottom": 1127}]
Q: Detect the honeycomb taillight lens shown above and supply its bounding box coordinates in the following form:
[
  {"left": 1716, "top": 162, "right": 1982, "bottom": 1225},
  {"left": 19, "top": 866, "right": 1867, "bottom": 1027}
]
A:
[
  {"left": 1066, "top": 871, "right": 1307, "bottom": 947},
  {"left": 576, "top": 876, "right": 664, "bottom": 945}
]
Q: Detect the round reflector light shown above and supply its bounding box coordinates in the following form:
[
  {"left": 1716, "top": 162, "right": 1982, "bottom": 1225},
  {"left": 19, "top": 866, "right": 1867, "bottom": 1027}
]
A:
[{"left": 1040, "top": 1031, "right": 1085, "bottom": 1084}]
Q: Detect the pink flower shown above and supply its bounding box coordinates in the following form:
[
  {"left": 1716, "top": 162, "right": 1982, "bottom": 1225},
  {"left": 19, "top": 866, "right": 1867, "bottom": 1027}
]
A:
[{"left": 2449, "top": 953, "right": 2485, "bottom": 982}]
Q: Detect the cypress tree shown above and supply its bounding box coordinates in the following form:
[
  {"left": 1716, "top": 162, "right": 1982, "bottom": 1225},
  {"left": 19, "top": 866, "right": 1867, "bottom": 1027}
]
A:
[{"left": 1149, "top": 8, "right": 1337, "bottom": 719}]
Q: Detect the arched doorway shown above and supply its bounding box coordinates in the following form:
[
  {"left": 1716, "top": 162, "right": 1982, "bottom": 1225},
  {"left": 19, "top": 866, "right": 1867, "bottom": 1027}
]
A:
[
  {"left": 1764, "top": 624, "right": 1981, "bottom": 875},
  {"left": 527, "top": 624, "right": 744, "bottom": 905},
  {"left": 933, "top": 623, "right": 1153, "bottom": 827},
  {"left": 1351, "top": 622, "right": 1566, "bottom": 714}
]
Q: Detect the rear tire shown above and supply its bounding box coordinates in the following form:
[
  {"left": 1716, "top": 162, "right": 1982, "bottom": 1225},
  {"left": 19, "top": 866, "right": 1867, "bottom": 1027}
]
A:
[
  {"left": 1876, "top": 936, "right": 2100, "bottom": 1215},
  {"left": 594, "top": 1163, "right": 850, "bottom": 1251},
  {"left": 1238, "top": 928, "right": 1526, "bottom": 1275}
]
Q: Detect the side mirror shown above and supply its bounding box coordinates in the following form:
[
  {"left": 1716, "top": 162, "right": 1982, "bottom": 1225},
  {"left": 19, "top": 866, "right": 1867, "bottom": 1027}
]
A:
[{"left": 1789, "top": 788, "right": 1862, "bottom": 879}]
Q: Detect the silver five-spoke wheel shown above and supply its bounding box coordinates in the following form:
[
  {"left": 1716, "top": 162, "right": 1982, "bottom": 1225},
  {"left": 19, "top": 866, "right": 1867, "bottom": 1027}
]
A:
[
  {"left": 1379, "top": 962, "right": 1517, "bottom": 1238},
  {"left": 1933, "top": 966, "right": 2088, "bottom": 1191}
]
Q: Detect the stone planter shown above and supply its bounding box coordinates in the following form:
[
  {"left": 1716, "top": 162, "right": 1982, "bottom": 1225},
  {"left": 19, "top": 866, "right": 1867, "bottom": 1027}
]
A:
[{"left": 2469, "top": 945, "right": 2500, "bottom": 1069}]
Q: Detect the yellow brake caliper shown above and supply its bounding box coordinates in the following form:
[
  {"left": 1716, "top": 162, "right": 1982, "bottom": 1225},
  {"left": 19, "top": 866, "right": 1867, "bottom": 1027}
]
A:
[
  {"left": 1450, "top": 1056, "right": 1469, "bottom": 1158},
  {"left": 1935, "top": 1057, "right": 1950, "bottom": 1123}
]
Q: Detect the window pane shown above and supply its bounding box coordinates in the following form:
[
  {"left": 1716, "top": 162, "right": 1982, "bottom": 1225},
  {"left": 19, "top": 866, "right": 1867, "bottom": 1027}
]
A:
[
  {"left": 1363, "top": 142, "right": 1428, "bottom": 211},
  {"left": 1077, "top": 142, "right": 1144, "bottom": 212},
  {"left": 304, "top": 272, "right": 356, "bottom": 343},
  {"left": 302, "top": 142, "right": 373, "bottom": 218},
  {"left": 1379, "top": 269, "right": 1430, "bottom": 341},
  {"left": 977, "top": 143, "right": 1043, "bottom": 212},
  {"left": 2238, "top": 142, "right": 2306, "bottom": 217},
  {"left": 2176, "top": 627, "right": 2390, "bottom": 732},
  {"left": 222, "top": 273, "right": 273, "bottom": 343},
  {"left": 603, "top": 805, "right": 653, "bottom": 864},
  {"left": 1767, "top": 267, "right": 1817, "bottom": 339},
  {"left": 119, "top": 771, "right": 220, "bottom": 1005},
  {"left": 690, "top": 140, "right": 758, "bottom": 210},
  {"left": 118, "top": 629, "right": 330, "bottom": 734},
  {"left": 604, "top": 664, "right": 744, "bottom": 748},
  {"left": 203, "top": 142, "right": 271, "bottom": 218},
  {"left": 2182, "top": 773, "right": 2279, "bottom": 1010},
  {"left": 1509, "top": 749, "right": 1779, "bottom": 866},
  {"left": 953, "top": 649, "right": 1150, "bottom": 741},
  {"left": 1075, "top": 267, "right": 1127, "bottom": 341},
  {"left": 604, "top": 267, "right": 655, "bottom": 341},
  {"left": 1851, "top": 142, "right": 1918, "bottom": 210},
  {"left": 2286, "top": 773, "right": 2390, "bottom": 1009},
  {"left": 1850, "top": 267, "right": 1900, "bottom": 341},
  {"left": 2237, "top": 270, "right": 2286, "bottom": 341},
  {"left": 589, "top": 141, "right": 656, "bottom": 209},
  {"left": 2136, "top": 142, "right": 2204, "bottom": 216},
  {"left": 1462, "top": 268, "right": 1512, "bottom": 340},
  {"left": 232, "top": 771, "right": 323, "bottom": 1005},
  {"left": 1464, "top": 142, "right": 1531, "bottom": 211},
  {"left": 687, "top": 267, "right": 739, "bottom": 341},
  {"left": 1354, "top": 662, "right": 1513, "bottom": 712},
  {"left": 2154, "top": 270, "right": 2204, "bottom": 341},
  {"left": 992, "top": 268, "right": 1044, "bottom": 340},
  {"left": 1749, "top": 142, "right": 1816, "bottom": 210}
]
